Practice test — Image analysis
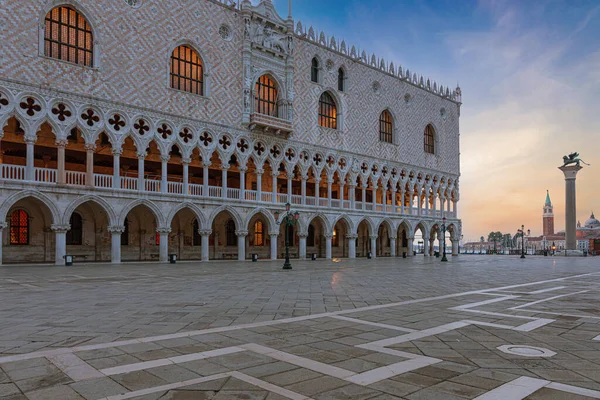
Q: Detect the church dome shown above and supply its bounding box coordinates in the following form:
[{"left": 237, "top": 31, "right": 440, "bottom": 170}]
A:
[{"left": 584, "top": 212, "right": 600, "bottom": 228}]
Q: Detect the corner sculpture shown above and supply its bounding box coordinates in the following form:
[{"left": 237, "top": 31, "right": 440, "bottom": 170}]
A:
[{"left": 562, "top": 152, "right": 590, "bottom": 167}]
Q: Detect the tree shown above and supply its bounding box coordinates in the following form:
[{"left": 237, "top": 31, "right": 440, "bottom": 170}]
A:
[
  {"left": 502, "top": 233, "right": 513, "bottom": 253},
  {"left": 487, "top": 231, "right": 503, "bottom": 253}
]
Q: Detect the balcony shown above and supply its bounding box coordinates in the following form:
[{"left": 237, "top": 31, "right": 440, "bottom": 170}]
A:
[{"left": 249, "top": 113, "right": 293, "bottom": 136}]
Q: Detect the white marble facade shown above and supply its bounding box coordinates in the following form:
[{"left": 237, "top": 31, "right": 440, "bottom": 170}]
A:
[{"left": 0, "top": 0, "right": 461, "bottom": 265}]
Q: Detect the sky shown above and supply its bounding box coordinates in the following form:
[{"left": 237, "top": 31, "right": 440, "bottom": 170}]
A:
[{"left": 265, "top": 0, "right": 600, "bottom": 241}]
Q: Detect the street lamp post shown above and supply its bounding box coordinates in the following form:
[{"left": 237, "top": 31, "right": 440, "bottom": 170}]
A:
[
  {"left": 518, "top": 225, "right": 530, "bottom": 259},
  {"left": 441, "top": 217, "right": 448, "bottom": 262},
  {"left": 274, "top": 203, "right": 299, "bottom": 270},
  {"left": 552, "top": 241, "right": 556, "bottom": 256}
]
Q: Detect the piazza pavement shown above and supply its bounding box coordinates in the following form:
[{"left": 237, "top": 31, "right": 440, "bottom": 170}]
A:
[{"left": 1, "top": 255, "right": 600, "bottom": 399}]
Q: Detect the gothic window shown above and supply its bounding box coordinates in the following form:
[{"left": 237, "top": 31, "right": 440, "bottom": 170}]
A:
[
  {"left": 170, "top": 45, "right": 204, "bottom": 96},
  {"left": 226, "top": 220, "right": 236, "bottom": 246},
  {"left": 193, "top": 219, "right": 201, "bottom": 246},
  {"left": 318, "top": 92, "right": 337, "bottom": 129},
  {"left": 307, "top": 224, "right": 315, "bottom": 247},
  {"left": 311, "top": 58, "right": 319, "bottom": 83},
  {"left": 255, "top": 75, "right": 278, "bottom": 117},
  {"left": 9, "top": 210, "right": 29, "bottom": 245},
  {"left": 254, "top": 221, "right": 264, "bottom": 246},
  {"left": 122, "top": 218, "right": 129, "bottom": 246},
  {"left": 379, "top": 110, "right": 393, "bottom": 143},
  {"left": 44, "top": 6, "right": 94, "bottom": 67},
  {"left": 66, "top": 213, "right": 83, "bottom": 245},
  {"left": 424, "top": 124, "right": 435, "bottom": 154},
  {"left": 338, "top": 68, "right": 345, "bottom": 91}
]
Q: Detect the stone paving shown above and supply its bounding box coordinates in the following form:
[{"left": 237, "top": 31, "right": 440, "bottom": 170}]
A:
[{"left": 1, "top": 256, "right": 600, "bottom": 399}]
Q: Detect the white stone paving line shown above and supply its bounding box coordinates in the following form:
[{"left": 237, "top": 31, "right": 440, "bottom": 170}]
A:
[
  {"left": 330, "top": 315, "right": 418, "bottom": 332},
  {"left": 508, "top": 290, "right": 590, "bottom": 310},
  {"left": 1, "top": 271, "right": 598, "bottom": 365},
  {"left": 473, "top": 377, "right": 550, "bottom": 400},
  {"left": 231, "top": 371, "right": 313, "bottom": 400},
  {"left": 491, "top": 286, "right": 566, "bottom": 295},
  {"left": 47, "top": 353, "right": 104, "bottom": 381},
  {"left": 547, "top": 382, "right": 600, "bottom": 399}
]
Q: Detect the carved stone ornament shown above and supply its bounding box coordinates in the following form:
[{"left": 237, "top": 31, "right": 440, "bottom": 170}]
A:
[
  {"left": 249, "top": 21, "right": 288, "bottom": 55},
  {"left": 123, "top": 0, "right": 142, "bottom": 8}
]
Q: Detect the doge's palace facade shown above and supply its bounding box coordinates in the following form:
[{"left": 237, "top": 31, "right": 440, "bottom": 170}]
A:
[{"left": 0, "top": 0, "right": 461, "bottom": 265}]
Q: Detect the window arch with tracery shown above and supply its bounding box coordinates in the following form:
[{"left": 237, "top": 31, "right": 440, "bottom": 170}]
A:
[
  {"left": 319, "top": 92, "right": 337, "bottom": 129},
  {"left": 10, "top": 210, "right": 29, "bottom": 245},
  {"left": 254, "top": 221, "right": 264, "bottom": 246},
  {"left": 424, "top": 124, "right": 435, "bottom": 154},
  {"left": 170, "top": 45, "right": 204, "bottom": 96},
  {"left": 379, "top": 110, "right": 393, "bottom": 143},
  {"left": 44, "top": 6, "right": 94, "bottom": 67},
  {"left": 255, "top": 75, "right": 278, "bottom": 117}
]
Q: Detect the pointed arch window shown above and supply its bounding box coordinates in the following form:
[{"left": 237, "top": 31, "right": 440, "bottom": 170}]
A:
[
  {"left": 338, "top": 68, "right": 345, "bottom": 91},
  {"left": 255, "top": 75, "right": 278, "bottom": 117},
  {"left": 424, "top": 124, "right": 435, "bottom": 154},
  {"left": 10, "top": 210, "right": 29, "bottom": 245},
  {"left": 193, "top": 219, "right": 201, "bottom": 246},
  {"left": 307, "top": 224, "right": 315, "bottom": 247},
  {"left": 170, "top": 45, "right": 204, "bottom": 96},
  {"left": 254, "top": 221, "right": 264, "bottom": 246},
  {"left": 226, "top": 220, "right": 236, "bottom": 246},
  {"left": 379, "top": 110, "right": 393, "bottom": 143},
  {"left": 66, "top": 213, "right": 83, "bottom": 245},
  {"left": 44, "top": 6, "right": 94, "bottom": 67},
  {"left": 319, "top": 92, "right": 337, "bottom": 129},
  {"left": 311, "top": 58, "right": 320, "bottom": 83},
  {"left": 122, "top": 218, "right": 129, "bottom": 246}
]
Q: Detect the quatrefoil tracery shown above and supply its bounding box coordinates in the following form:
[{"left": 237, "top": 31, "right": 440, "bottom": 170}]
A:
[
  {"left": 237, "top": 139, "right": 249, "bottom": 153},
  {"left": 270, "top": 145, "right": 281, "bottom": 158},
  {"left": 0, "top": 93, "right": 9, "bottom": 111},
  {"left": 158, "top": 123, "right": 172, "bottom": 139},
  {"left": 19, "top": 97, "right": 42, "bottom": 117},
  {"left": 199, "top": 132, "right": 213, "bottom": 147},
  {"left": 134, "top": 119, "right": 150, "bottom": 135},
  {"left": 51, "top": 103, "right": 72, "bottom": 122},
  {"left": 109, "top": 114, "right": 126, "bottom": 131},
  {"left": 81, "top": 109, "right": 100, "bottom": 127},
  {"left": 219, "top": 136, "right": 232, "bottom": 150},
  {"left": 179, "top": 128, "right": 193, "bottom": 143}
]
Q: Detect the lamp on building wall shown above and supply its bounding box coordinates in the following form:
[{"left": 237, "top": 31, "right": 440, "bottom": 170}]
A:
[{"left": 274, "top": 203, "right": 299, "bottom": 270}]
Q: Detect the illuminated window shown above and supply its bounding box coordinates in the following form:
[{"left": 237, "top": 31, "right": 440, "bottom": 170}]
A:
[
  {"left": 424, "top": 124, "right": 435, "bottom": 154},
  {"left": 338, "top": 68, "right": 345, "bottom": 91},
  {"left": 307, "top": 224, "right": 315, "bottom": 247},
  {"left": 255, "top": 75, "right": 278, "bottom": 117},
  {"left": 332, "top": 228, "right": 339, "bottom": 247},
  {"left": 319, "top": 92, "right": 337, "bottom": 129},
  {"left": 254, "top": 221, "right": 264, "bottom": 246},
  {"left": 66, "top": 213, "right": 82, "bottom": 245},
  {"left": 122, "top": 218, "right": 129, "bottom": 246},
  {"left": 44, "top": 6, "right": 93, "bottom": 67},
  {"left": 311, "top": 58, "right": 319, "bottom": 83},
  {"left": 10, "top": 210, "right": 29, "bottom": 245},
  {"left": 193, "top": 219, "right": 201, "bottom": 246},
  {"left": 226, "top": 220, "right": 236, "bottom": 246},
  {"left": 170, "top": 45, "right": 204, "bottom": 95},
  {"left": 379, "top": 110, "right": 393, "bottom": 143}
]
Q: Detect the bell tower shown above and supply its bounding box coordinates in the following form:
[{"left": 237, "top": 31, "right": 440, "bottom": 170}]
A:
[{"left": 543, "top": 190, "right": 554, "bottom": 236}]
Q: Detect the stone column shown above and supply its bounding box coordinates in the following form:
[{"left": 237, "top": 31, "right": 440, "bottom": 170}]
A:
[
  {"left": 236, "top": 230, "right": 248, "bottom": 261},
  {"left": 325, "top": 234, "right": 333, "bottom": 259},
  {"left": 25, "top": 135, "right": 35, "bottom": 181},
  {"left": 559, "top": 165, "right": 583, "bottom": 250},
  {"left": 423, "top": 238, "right": 429, "bottom": 257},
  {"left": 391, "top": 189, "right": 397, "bottom": 213},
  {"left": 270, "top": 233, "right": 278, "bottom": 259},
  {"left": 301, "top": 174, "right": 307, "bottom": 205},
  {"left": 52, "top": 224, "right": 70, "bottom": 265},
  {"left": 85, "top": 143, "right": 95, "bottom": 187},
  {"left": 314, "top": 178, "right": 321, "bottom": 206},
  {"left": 112, "top": 149, "right": 122, "bottom": 189},
  {"left": 425, "top": 194, "right": 430, "bottom": 216},
  {"left": 440, "top": 197, "right": 446, "bottom": 217},
  {"left": 347, "top": 234, "right": 357, "bottom": 259},
  {"left": 390, "top": 237, "right": 397, "bottom": 257},
  {"left": 221, "top": 164, "right": 229, "bottom": 199},
  {"left": 239, "top": 167, "right": 247, "bottom": 201},
  {"left": 451, "top": 239, "right": 459, "bottom": 256},
  {"left": 339, "top": 183, "right": 345, "bottom": 210},
  {"left": 372, "top": 184, "right": 377, "bottom": 210},
  {"left": 182, "top": 157, "right": 190, "bottom": 195},
  {"left": 157, "top": 228, "right": 170, "bottom": 263},
  {"left": 370, "top": 235, "right": 377, "bottom": 258},
  {"left": 298, "top": 232, "right": 307, "bottom": 259},
  {"left": 137, "top": 152, "right": 146, "bottom": 191},
  {"left": 256, "top": 169, "right": 263, "bottom": 202},
  {"left": 0, "top": 223, "right": 5, "bottom": 265},
  {"left": 349, "top": 184, "right": 356, "bottom": 210},
  {"left": 432, "top": 194, "right": 437, "bottom": 216},
  {"left": 407, "top": 236, "right": 414, "bottom": 257},
  {"left": 56, "top": 139, "right": 67, "bottom": 185},
  {"left": 271, "top": 172, "right": 278, "bottom": 203},
  {"left": 200, "top": 229, "right": 211, "bottom": 261},
  {"left": 400, "top": 190, "right": 405, "bottom": 215},
  {"left": 287, "top": 173, "right": 294, "bottom": 203},
  {"left": 160, "top": 155, "right": 169, "bottom": 193},
  {"left": 202, "top": 162, "right": 210, "bottom": 197},
  {"left": 408, "top": 191, "right": 414, "bottom": 215},
  {"left": 327, "top": 178, "right": 333, "bottom": 208},
  {"left": 429, "top": 238, "right": 435, "bottom": 256},
  {"left": 108, "top": 226, "right": 124, "bottom": 264}
]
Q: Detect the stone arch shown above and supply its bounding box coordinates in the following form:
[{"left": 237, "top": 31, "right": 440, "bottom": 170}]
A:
[
  {"left": 118, "top": 199, "right": 165, "bottom": 227},
  {"left": 378, "top": 218, "right": 396, "bottom": 235},
  {"left": 208, "top": 205, "right": 243, "bottom": 231},
  {"left": 302, "top": 213, "right": 331, "bottom": 235},
  {"left": 166, "top": 202, "right": 207, "bottom": 230},
  {"left": 0, "top": 190, "right": 60, "bottom": 224},
  {"left": 63, "top": 195, "right": 118, "bottom": 226},
  {"left": 244, "top": 207, "right": 276, "bottom": 234},
  {"left": 331, "top": 214, "right": 354, "bottom": 235},
  {"left": 355, "top": 216, "right": 376, "bottom": 236}
]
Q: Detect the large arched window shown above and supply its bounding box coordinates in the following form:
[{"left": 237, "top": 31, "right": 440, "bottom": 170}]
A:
[
  {"left": 311, "top": 58, "right": 320, "bottom": 83},
  {"left": 44, "top": 6, "right": 94, "bottom": 67},
  {"left": 226, "top": 220, "right": 236, "bottom": 246},
  {"left": 254, "top": 221, "right": 264, "bottom": 246},
  {"left": 255, "top": 75, "right": 278, "bottom": 117},
  {"left": 379, "top": 110, "right": 393, "bottom": 143},
  {"left": 10, "top": 210, "right": 29, "bottom": 245},
  {"left": 66, "top": 213, "right": 83, "bottom": 246},
  {"left": 319, "top": 92, "right": 337, "bottom": 129},
  {"left": 338, "top": 68, "right": 345, "bottom": 92},
  {"left": 424, "top": 124, "right": 435, "bottom": 154},
  {"left": 170, "top": 45, "right": 204, "bottom": 96},
  {"left": 193, "top": 219, "right": 201, "bottom": 246}
]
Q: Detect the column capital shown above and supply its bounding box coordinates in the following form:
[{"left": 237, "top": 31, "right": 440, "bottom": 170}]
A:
[
  {"left": 182, "top": 157, "right": 191, "bottom": 165},
  {"left": 202, "top": 161, "right": 211, "bottom": 168},
  {"left": 369, "top": 235, "right": 378, "bottom": 240},
  {"left": 84, "top": 143, "right": 96, "bottom": 152},
  {"left": 389, "top": 236, "right": 397, "bottom": 241},
  {"left": 220, "top": 164, "right": 230, "bottom": 171},
  {"left": 156, "top": 227, "right": 171, "bottom": 234},
  {"left": 235, "top": 230, "right": 249, "bottom": 237},
  {"left": 55, "top": 139, "right": 68, "bottom": 148},
  {"left": 199, "top": 229, "right": 212, "bottom": 236},
  {"left": 24, "top": 135, "right": 36, "bottom": 144},
  {"left": 327, "top": 178, "right": 334, "bottom": 184},
  {"left": 271, "top": 171, "right": 280, "bottom": 178},
  {"left": 137, "top": 152, "right": 147, "bottom": 159},
  {"left": 239, "top": 166, "right": 249, "bottom": 173},
  {"left": 297, "top": 232, "right": 308, "bottom": 238},
  {"left": 346, "top": 234, "right": 359, "bottom": 240},
  {"left": 255, "top": 168, "right": 264, "bottom": 175},
  {"left": 112, "top": 148, "right": 123, "bottom": 157},
  {"left": 51, "top": 224, "right": 71, "bottom": 233},
  {"left": 348, "top": 183, "right": 357, "bottom": 189},
  {"left": 324, "top": 234, "right": 334, "bottom": 239},
  {"left": 161, "top": 155, "right": 171, "bottom": 162},
  {"left": 0, "top": 222, "right": 7, "bottom": 230},
  {"left": 286, "top": 173, "right": 295, "bottom": 180},
  {"left": 108, "top": 225, "right": 125, "bottom": 234},
  {"left": 301, "top": 174, "right": 309, "bottom": 181},
  {"left": 269, "top": 233, "right": 279, "bottom": 238},
  {"left": 559, "top": 165, "right": 583, "bottom": 180}
]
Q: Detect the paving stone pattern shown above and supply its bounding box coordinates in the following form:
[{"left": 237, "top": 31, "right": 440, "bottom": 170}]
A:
[{"left": 2, "top": 256, "right": 600, "bottom": 399}]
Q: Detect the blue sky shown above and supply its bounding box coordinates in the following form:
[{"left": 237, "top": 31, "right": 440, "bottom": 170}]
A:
[{"left": 266, "top": 0, "right": 600, "bottom": 239}]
